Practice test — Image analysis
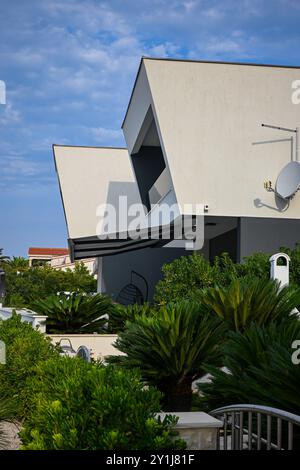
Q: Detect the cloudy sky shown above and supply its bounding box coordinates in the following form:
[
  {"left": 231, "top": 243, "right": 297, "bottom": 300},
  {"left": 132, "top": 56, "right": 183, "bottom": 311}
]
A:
[{"left": 1, "top": 0, "right": 300, "bottom": 257}]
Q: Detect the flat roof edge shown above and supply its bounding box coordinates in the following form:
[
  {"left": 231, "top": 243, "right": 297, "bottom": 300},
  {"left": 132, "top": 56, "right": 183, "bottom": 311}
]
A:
[
  {"left": 121, "top": 55, "right": 300, "bottom": 131},
  {"left": 141, "top": 56, "right": 300, "bottom": 70},
  {"left": 52, "top": 144, "right": 127, "bottom": 150}
]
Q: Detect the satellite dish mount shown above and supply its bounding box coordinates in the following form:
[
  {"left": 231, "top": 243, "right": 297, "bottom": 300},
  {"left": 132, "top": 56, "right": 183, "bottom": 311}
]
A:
[{"left": 262, "top": 123, "right": 300, "bottom": 200}]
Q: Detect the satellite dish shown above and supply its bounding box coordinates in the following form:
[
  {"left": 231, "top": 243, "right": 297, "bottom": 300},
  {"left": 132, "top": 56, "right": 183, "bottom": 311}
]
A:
[{"left": 275, "top": 161, "right": 300, "bottom": 200}]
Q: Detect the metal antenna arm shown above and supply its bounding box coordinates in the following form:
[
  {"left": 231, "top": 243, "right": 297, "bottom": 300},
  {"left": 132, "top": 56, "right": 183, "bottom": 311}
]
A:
[
  {"left": 261, "top": 123, "right": 297, "bottom": 133},
  {"left": 261, "top": 123, "right": 299, "bottom": 162}
]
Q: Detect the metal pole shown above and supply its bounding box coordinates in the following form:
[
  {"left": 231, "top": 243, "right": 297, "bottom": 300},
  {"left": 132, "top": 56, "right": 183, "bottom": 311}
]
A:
[
  {"left": 261, "top": 123, "right": 297, "bottom": 133},
  {"left": 261, "top": 123, "right": 298, "bottom": 162}
]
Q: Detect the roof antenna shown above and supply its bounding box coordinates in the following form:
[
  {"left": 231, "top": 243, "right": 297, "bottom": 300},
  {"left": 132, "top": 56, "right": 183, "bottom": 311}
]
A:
[{"left": 261, "top": 123, "right": 298, "bottom": 161}]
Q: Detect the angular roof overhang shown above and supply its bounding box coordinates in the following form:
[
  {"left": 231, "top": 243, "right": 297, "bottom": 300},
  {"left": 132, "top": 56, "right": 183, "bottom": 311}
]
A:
[
  {"left": 54, "top": 144, "right": 196, "bottom": 261},
  {"left": 53, "top": 144, "right": 141, "bottom": 230}
]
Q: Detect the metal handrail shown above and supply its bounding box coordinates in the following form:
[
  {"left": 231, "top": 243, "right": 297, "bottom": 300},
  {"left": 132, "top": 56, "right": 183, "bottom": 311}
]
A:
[
  {"left": 210, "top": 404, "right": 300, "bottom": 450},
  {"left": 211, "top": 404, "right": 300, "bottom": 426}
]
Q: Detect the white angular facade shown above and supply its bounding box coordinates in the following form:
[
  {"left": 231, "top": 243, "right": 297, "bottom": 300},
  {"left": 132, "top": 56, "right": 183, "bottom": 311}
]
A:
[{"left": 54, "top": 58, "right": 300, "bottom": 302}]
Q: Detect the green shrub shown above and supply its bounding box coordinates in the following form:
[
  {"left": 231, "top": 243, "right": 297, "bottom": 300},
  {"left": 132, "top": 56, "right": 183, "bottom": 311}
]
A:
[
  {"left": 108, "top": 301, "right": 225, "bottom": 411},
  {"left": 154, "top": 253, "right": 220, "bottom": 304},
  {"left": 281, "top": 244, "right": 300, "bottom": 286},
  {"left": 20, "top": 357, "right": 186, "bottom": 450},
  {"left": 0, "top": 313, "right": 58, "bottom": 416},
  {"left": 236, "top": 252, "right": 270, "bottom": 280},
  {"left": 154, "top": 252, "right": 268, "bottom": 305},
  {"left": 199, "top": 278, "right": 300, "bottom": 332},
  {"left": 31, "top": 292, "right": 113, "bottom": 334},
  {"left": 199, "top": 319, "right": 300, "bottom": 415},
  {"left": 153, "top": 251, "right": 282, "bottom": 305}
]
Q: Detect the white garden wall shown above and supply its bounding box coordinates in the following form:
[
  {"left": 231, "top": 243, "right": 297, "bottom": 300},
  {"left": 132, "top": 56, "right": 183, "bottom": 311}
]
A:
[{"left": 47, "top": 334, "right": 123, "bottom": 361}]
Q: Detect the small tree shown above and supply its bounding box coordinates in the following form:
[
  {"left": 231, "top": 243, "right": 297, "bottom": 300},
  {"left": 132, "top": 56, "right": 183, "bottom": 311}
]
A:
[
  {"left": 154, "top": 253, "right": 226, "bottom": 304},
  {"left": 2, "top": 260, "right": 97, "bottom": 307}
]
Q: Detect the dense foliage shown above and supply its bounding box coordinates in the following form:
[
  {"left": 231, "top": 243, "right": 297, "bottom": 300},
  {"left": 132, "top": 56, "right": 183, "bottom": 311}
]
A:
[
  {"left": 199, "top": 319, "right": 300, "bottom": 415},
  {"left": 31, "top": 292, "right": 114, "bottom": 333},
  {"left": 107, "top": 303, "right": 153, "bottom": 333},
  {"left": 20, "top": 357, "right": 185, "bottom": 450},
  {"left": 0, "top": 314, "right": 58, "bottom": 416},
  {"left": 154, "top": 253, "right": 227, "bottom": 304},
  {"left": 199, "top": 278, "right": 300, "bottom": 332},
  {"left": 1, "top": 258, "right": 97, "bottom": 308},
  {"left": 108, "top": 301, "right": 225, "bottom": 411},
  {"left": 154, "top": 252, "right": 272, "bottom": 304},
  {"left": 281, "top": 244, "right": 300, "bottom": 286}
]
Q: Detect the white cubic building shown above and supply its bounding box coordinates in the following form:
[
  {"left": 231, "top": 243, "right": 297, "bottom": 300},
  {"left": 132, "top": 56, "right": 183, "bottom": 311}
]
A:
[{"left": 54, "top": 58, "right": 300, "bottom": 302}]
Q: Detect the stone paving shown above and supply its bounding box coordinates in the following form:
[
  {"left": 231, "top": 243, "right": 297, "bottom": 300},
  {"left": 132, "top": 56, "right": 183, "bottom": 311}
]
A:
[{"left": 0, "top": 422, "right": 21, "bottom": 450}]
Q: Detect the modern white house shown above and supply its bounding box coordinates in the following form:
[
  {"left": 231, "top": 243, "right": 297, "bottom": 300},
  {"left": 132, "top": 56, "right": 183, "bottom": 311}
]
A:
[{"left": 54, "top": 58, "right": 300, "bottom": 302}]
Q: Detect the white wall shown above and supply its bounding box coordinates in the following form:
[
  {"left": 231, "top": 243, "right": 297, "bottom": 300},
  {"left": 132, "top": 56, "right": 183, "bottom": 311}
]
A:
[
  {"left": 54, "top": 146, "right": 141, "bottom": 239},
  {"left": 125, "top": 59, "right": 300, "bottom": 220},
  {"left": 48, "top": 334, "right": 122, "bottom": 361}
]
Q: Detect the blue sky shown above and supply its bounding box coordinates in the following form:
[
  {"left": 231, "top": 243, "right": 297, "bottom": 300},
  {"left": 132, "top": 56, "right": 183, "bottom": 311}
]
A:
[{"left": 1, "top": 0, "right": 300, "bottom": 257}]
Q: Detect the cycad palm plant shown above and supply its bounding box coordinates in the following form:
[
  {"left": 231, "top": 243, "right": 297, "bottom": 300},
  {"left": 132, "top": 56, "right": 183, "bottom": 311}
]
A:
[
  {"left": 199, "top": 319, "right": 300, "bottom": 414},
  {"left": 200, "top": 278, "right": 300, "bottom": 332},
  {"left": 108, "top": 301, "right": 226, "bottom": 411},
  {"left": 32, "top": 293, "right": 114, "bottom": 333},
  {"left": 107, "top": 302, "right": 153, "bottom": 333}
]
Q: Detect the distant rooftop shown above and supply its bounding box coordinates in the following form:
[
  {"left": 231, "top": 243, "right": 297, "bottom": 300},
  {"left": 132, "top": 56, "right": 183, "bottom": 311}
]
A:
[{"left": 28, "top": 247, "right": 69, "bottom": 256}]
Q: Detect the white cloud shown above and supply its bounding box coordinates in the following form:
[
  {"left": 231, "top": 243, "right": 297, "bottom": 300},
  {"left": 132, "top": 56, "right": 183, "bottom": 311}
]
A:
[
  {"left": 90, "top": 126, "right": 123, "bottom": 143},
  {"left": 41, "top": 0, "right": 131, "bottom": 36},
  {"left": 206, "top": 38, "right": 243, "bottom": 53},
  {"left": 0, "top": 102, "right": 21, "bottom": 125},
  {"left": 1, "top": 153, "right": 43, "bottom": 177},
  {"left": 204, "top": 8, "right": 223, "bottom": 19}
]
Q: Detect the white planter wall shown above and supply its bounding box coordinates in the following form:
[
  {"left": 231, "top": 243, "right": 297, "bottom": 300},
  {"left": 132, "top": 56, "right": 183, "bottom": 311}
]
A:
[{"left": 47, "top": 334, "right": 123, "bottom": 361}]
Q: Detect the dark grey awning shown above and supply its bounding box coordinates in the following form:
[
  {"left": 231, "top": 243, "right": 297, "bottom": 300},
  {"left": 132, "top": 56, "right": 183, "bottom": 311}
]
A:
[
  {"left": 69, "top": 218, "right": 197, "bottom": 260},
  {"left": 69, "top": 236, "right": 161, "bottom": 260}
]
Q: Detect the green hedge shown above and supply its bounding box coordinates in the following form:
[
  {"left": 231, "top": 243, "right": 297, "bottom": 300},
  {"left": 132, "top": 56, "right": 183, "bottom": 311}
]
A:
[
  {"left": 20, "top": 357, "right": 186, "bottom": 450},
  {"left": 0, "top": 313, "right": 58, "bottom": 416}
]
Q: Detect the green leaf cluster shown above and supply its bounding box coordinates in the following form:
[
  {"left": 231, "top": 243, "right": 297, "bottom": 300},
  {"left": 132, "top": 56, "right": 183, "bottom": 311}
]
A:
[
  {"left": 108, "top": 301, "right": 226, "bottom": 410},
  {"left": 20, "top": 357, "right": 186, "bottom": 450},
  {"left": 0, "top": 313, "right": 58, "bottom": 416},
  {"left": 31, "top": 292, "right": 114, "bottom": 333},
  {"left": 1, "top": 259, "right": 97, "bottom": 308},
  {"left": 199, "top": 319, "right": 300, "bottom": 415}
]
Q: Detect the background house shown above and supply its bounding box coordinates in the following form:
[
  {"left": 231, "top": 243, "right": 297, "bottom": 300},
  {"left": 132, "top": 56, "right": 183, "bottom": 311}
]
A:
[
  {"left": 28, "top": 247, "right": 97, "bottom": 278},
  {"left": 28, "top": 247, "right": 69, "bottom": 267}
]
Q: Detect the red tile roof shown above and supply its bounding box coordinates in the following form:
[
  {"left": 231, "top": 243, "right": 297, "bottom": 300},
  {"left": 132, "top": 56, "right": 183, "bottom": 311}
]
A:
[{"left": 28, "top": 247, "right": 69, "bottom": 256}]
